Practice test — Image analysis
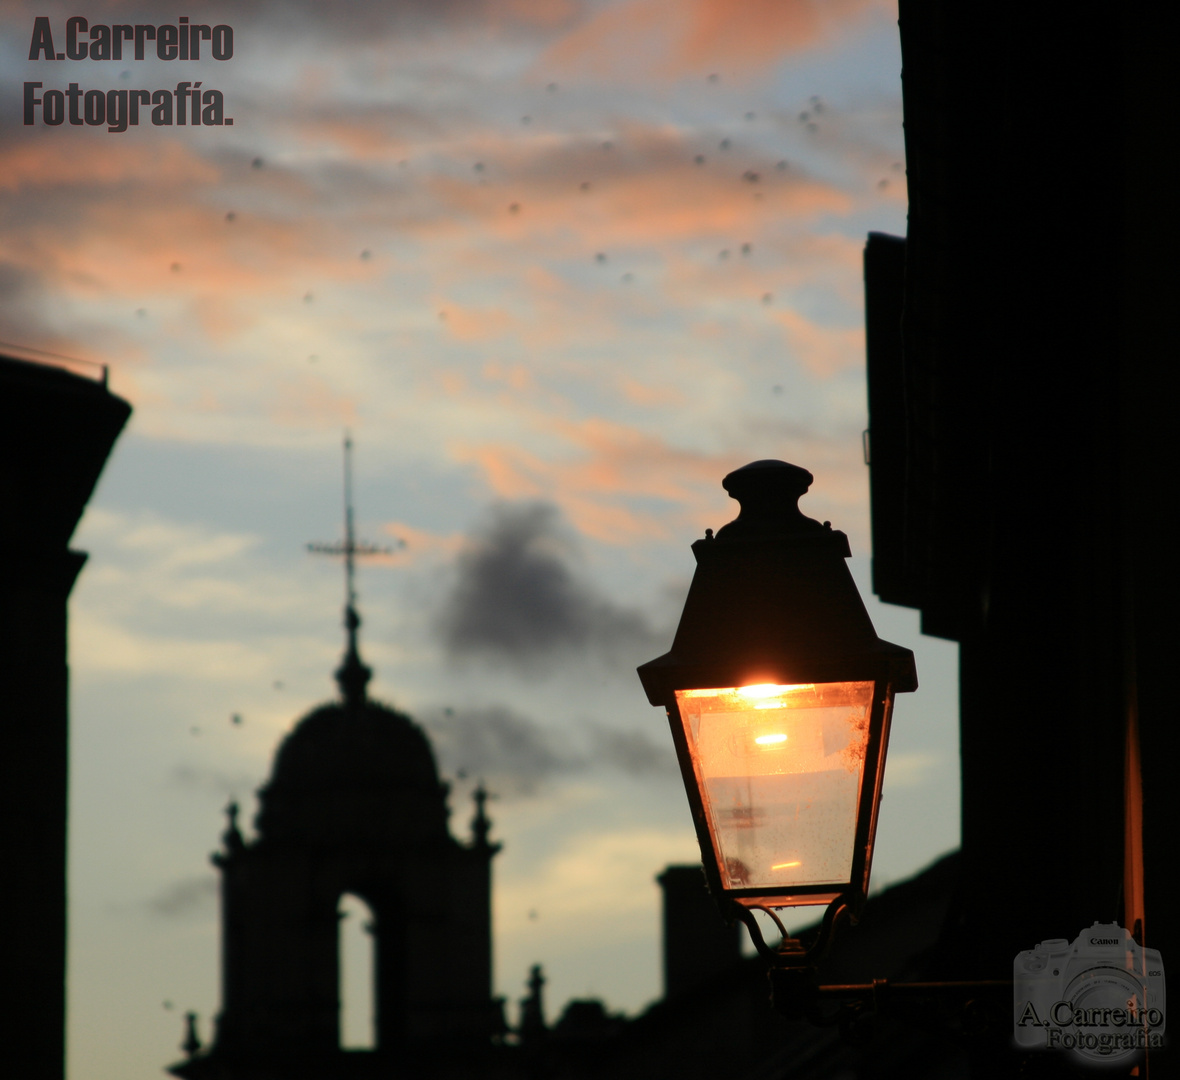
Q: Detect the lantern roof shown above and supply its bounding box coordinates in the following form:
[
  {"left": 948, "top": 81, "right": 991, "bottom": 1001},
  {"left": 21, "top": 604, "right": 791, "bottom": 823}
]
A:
[{"left": 638, "top": 460, "right": 917, "bottom": 703}]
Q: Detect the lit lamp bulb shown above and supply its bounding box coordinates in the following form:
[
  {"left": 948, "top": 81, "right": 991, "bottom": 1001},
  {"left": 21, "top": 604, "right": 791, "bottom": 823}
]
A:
[{"left": 674, "top": 680, "right": 876, "bottom": 892}]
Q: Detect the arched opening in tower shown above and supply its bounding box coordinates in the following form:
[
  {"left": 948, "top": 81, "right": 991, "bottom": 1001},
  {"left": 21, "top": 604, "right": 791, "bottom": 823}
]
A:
[{"left": 338, "top": 893, "right": 376, "bottom": 1050}]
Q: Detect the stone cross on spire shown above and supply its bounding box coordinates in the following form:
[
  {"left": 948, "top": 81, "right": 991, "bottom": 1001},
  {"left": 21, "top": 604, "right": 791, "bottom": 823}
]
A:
[{"left": 307, "top": 433, "right": 398, "bottom": 710}]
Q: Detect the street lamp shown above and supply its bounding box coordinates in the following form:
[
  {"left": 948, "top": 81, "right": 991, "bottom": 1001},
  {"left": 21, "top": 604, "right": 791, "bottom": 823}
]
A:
[{"left": 638, "top": 460, "right": 917, "bottom": 961}]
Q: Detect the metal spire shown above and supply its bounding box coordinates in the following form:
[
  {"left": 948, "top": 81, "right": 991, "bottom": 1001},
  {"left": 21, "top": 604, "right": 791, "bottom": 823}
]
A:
[{"left": 307, "top": 433, "right": 395, "bottom": 710}]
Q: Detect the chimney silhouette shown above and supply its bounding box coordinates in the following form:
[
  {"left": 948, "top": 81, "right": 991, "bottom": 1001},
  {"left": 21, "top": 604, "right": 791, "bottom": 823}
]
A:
[{"left": 657, "top": 865, "right": 742, "bottom": 1000}]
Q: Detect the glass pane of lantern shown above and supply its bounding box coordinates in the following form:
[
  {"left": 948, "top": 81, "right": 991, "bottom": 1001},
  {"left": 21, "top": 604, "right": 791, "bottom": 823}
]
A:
[{"left": 673, "top": 681, "right": 875, "bottom": 895}]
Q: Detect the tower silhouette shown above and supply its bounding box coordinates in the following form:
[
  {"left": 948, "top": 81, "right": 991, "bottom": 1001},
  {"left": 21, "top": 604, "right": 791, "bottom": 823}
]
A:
[{"left": 171, "top": 439, "right": 503, "bottom": 1080}]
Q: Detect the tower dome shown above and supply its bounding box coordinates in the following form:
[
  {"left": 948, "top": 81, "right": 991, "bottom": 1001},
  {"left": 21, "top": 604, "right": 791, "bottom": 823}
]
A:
[{"left": 255, "top": 695, "right": 451, "bottom": 848}]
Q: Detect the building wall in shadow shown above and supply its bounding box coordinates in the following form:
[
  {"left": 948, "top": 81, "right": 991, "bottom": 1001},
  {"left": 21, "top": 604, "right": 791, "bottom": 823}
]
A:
[
  {"left": 865, "top": 4, "right": 1177, "bottom": 1075},
  {"left": 0, "top": 355, "right": 130, "bottom": 1080}
]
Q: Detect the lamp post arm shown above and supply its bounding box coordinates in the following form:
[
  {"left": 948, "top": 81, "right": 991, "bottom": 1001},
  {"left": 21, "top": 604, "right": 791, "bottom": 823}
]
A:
[
  {"left": 739, "top": 892, "right": 1013, "bottom": 1038},
  {"left": 769, "top": 967, "right": 1014, "bottom": 1040}
]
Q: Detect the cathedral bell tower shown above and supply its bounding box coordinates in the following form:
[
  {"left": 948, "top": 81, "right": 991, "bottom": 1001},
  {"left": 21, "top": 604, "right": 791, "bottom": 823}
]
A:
[{"left": 171, "top": 439, "right": 503, "bottom": 1079}]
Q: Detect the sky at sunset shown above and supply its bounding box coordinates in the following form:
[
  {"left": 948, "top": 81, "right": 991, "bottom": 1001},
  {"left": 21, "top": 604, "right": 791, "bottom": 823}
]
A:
[{"left": 2, "top": 3, "right": 960, "bottom": 1078}]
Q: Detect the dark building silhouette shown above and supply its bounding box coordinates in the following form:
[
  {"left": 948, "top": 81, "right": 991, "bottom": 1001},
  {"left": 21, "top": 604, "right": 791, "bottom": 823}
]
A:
[
  {"left": 0, "top": 353, "right": 129, "bottom": 1080},
  {"left": 518, "top": 855, "right": 961, "bottom": 1080},
  {"left": 859, "top": 3, "right": 1177, "bottom": 1076},
  {"left": 171, "top": 595, "right": 503, "bottom": 1079},
  {"left": 657, "top": 866, "right": 742, "bottom": 1001}
]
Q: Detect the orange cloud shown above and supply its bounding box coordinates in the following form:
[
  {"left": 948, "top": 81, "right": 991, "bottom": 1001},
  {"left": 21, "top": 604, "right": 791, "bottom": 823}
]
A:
[
  {"left": 413, "top": 121, "right": 853, "bottom": 255},
  {"left": 0, "top": 137, "right": 219, "bottom": 194},
  {"left": 296, "top": 117, "right": 414, "bottom": 160},
  {"left": 618, "top": 375, "right": 686, "bottom": 407},
  {"left": 481, "top": 359, "right": 534, "bottom": 391},
  {"left": 541, "top": 0, "right": 888, "bottom": 82},
  {"left": 269, "top": 373, "right": 359, "bottom": 429},
  {"left": 439, "top": 303, "right": 519, "bottom": 342},
  {"left": 654, "top": 233, "right": 864, "bottom": 314},
  {"left": 454, "top": 416, "right": 735, "bottom": 543},
  {"left": 671, "top": 0, "right": 885, "bottom": 73},
  {"left": 488, "top": 0, "right": 582, "bottom": 28},
  {"left": 0, "top": 143, "right": 385, "bottom": 364}
]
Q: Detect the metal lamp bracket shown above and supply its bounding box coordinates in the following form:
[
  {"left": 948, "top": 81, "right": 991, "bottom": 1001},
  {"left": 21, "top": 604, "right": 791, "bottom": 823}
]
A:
[{"left": 737, "top": 895, "right": 1010, "bottom": 1039}]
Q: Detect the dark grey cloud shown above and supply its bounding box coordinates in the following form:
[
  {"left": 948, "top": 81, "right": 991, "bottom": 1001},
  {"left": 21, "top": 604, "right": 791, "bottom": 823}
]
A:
[
  {"left": 146, "top": 875, "right": 218, "bottom": 918},
  {"left": 421, "top": 704, "right": 574, "bottom": 796},
  {"left": 420, "top": 703, "right": 677, "bottom": 797},
  {"left": 588, "top": 725, "right": 677, "bottom": 778},
  {"left": 438, "top": 501, "right": 663, "bottom": 672}
]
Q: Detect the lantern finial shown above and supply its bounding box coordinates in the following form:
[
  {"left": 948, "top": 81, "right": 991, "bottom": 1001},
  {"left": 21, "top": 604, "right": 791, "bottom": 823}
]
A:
[{"left": 717, "top": 460, "right": 820, "bottom": 540}]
